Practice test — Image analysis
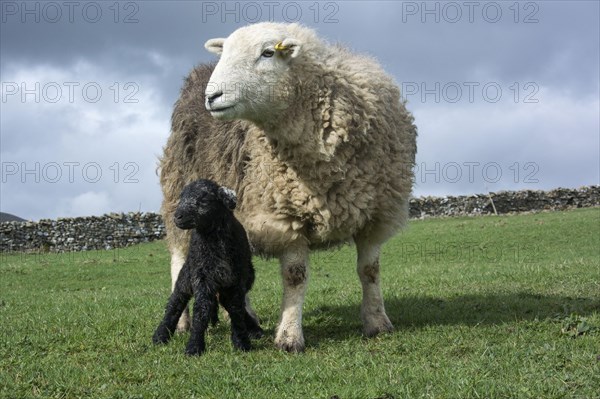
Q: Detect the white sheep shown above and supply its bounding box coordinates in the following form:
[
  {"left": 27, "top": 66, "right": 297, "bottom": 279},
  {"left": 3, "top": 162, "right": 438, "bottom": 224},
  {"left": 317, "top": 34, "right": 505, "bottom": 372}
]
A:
[{"left": 159, "top": 22, "right": 417, "bottom": 352}]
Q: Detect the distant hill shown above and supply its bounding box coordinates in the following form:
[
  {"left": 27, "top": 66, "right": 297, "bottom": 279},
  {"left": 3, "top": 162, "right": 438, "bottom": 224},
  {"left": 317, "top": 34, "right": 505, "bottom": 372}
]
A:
[{"left": 0, "top": 212, "right": 27, "bottom": 222}]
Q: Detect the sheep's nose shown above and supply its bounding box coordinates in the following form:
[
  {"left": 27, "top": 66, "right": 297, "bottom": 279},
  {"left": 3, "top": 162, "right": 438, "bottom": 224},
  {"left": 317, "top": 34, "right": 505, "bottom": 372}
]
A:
[
  {"left": 174, "top": 213, "right": 184, "bottom": 224},
  {"left": 206, "top": 90, "right": 223, "bottom": 105},
  {"left": 174, "top": 211, "right": 193, "bottom": 229}
]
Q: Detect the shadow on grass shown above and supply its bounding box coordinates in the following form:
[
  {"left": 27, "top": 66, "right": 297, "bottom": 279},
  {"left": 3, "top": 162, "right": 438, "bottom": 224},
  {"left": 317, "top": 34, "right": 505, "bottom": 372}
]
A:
[
  {"left": 170, "top": 293, "right": 598, "bottom": 351},
  {"left": 302, "top": 292, "right": 600, "bottom": 347}
]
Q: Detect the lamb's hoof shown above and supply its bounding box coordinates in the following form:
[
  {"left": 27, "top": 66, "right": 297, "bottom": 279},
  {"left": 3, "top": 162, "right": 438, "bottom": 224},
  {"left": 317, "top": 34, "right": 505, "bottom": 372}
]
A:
[
  {"left": 244, "top": 311, "right": 263, "bottom": 338},
  {"left": 275, "top": 329, "right": 305, "bottom": 353},
  {"left": 362, "top": 315, "right": 394, "bottom": 337},
  {"left": 152, "top": 327, "right": 172, "bottom": 345},
  {"left": 248, "top": 326, "right": 264, "bottom": 339},
  {"left": 185, "top": 343, "right": 206, "bottom": 356},
  {"left": 230, "top": 332, "right": 252, "bottom": 352},
  {"left": 152, "top": 334, "right": 168, "bottom": 345},
  {"left": 234, "top": 340, "right": 252, "bottom": 352}
]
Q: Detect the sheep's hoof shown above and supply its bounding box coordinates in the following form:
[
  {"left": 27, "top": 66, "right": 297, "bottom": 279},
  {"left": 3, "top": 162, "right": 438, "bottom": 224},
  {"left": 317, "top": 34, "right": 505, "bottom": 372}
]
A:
[
  {"left": 275, "top": 330, "right": 305, "bottom": 353},
  {"left": 362, "top": 315, "right": 394, "bottom": 337},
  {"left": 276, "top": 340, "right": 305, "bottom": 353}
]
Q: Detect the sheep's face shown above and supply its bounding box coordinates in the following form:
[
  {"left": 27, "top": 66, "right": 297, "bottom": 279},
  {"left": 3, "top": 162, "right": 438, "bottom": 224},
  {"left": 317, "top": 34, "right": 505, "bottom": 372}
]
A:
[
  {"left": 174, "top": 179, "right": 237, "bottom": 230},
  {"left": 204, "top": 23, "right": 304, "bottom": 124}
]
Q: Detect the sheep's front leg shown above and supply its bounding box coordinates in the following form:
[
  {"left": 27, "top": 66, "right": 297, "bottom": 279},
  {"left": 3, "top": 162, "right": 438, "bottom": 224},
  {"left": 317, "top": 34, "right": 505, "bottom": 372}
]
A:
[
  {"left": 355, "top": 238, "right": 393, "bottom": 336},
  {"left": 153, "top": 275, "right": 193, "bottom": 345},
  {"left": 170, "top": 248, "right": 190, "bottom": 332},
  {"left": 275, "top": 243, "right": 309, "bottom": 352},
  {"left": 185, "top": 290, "right": 216, "bottom": 356}
]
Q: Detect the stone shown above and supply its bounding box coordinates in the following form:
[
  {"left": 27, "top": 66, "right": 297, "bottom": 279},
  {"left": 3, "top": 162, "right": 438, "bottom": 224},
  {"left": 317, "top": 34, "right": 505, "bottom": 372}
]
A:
[{"left": 0, "top": 186, "right": 598, "bottom": 253}]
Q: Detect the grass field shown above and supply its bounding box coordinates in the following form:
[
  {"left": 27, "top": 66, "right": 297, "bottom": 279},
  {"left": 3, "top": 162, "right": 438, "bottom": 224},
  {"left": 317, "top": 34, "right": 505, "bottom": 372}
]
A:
[{"left": 1, "top": 208, "right": 599, "bottom": 399}]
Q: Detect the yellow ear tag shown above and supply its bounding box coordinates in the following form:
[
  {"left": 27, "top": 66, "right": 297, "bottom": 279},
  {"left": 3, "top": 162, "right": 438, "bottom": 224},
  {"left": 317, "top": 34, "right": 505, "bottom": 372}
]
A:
[{"left": 274, "top": 41, "right": 289, "bottom": 52}]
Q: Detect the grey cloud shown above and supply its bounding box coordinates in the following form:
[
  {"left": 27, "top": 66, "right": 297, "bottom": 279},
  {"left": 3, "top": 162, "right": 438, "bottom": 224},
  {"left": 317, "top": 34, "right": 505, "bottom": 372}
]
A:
[{"left": 1, "top": 1, "right": 598, "bottom": 219}]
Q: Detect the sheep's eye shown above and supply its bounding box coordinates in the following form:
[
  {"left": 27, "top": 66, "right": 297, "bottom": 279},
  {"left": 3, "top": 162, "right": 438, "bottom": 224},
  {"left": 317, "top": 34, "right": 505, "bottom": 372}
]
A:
[{"left": 261, "top": 49, "right": 275, "bottom": 58}]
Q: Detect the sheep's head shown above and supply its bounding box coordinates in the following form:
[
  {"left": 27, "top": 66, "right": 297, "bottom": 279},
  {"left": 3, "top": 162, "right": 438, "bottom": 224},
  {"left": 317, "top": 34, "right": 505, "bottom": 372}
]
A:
[
  {"left": 174, "top": 179, "right": 237, "bottom": 230},
  {"left": 204, "top": 23, "right": 317, "bottom": 124}
]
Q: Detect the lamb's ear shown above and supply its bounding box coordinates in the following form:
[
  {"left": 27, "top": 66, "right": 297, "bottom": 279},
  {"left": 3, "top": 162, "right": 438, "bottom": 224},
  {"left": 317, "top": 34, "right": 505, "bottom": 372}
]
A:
[
  {"left": 218, "top": 186, "right": 237, "bottom": 210},
  {"left": 276, "top": 38, "right": 302, "bottom": 59},
  {"left": 205, "top": 38, "right": 225, "bottom": 55}
]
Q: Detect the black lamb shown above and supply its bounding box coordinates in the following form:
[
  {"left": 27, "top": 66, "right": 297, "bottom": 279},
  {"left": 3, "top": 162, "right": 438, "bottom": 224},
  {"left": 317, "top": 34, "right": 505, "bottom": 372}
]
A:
[{"left": 153, "top": 179, "right": 263, "bottom": 355}]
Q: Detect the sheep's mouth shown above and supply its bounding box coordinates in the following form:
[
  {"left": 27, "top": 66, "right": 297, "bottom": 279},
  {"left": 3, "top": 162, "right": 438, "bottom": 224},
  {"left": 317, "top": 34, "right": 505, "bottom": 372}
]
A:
[
  {"left": 209, "top": 105, "right": 233, "bottom": 113},
  {"left": 208, "top": 104, "right": 237, "bottom": 119},
  {"left": 174, "top": 219, "right": 195, "bottom": 230}
]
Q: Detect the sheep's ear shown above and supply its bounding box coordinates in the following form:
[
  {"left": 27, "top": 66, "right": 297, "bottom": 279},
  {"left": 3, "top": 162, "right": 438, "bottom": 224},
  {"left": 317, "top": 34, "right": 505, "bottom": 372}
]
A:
[
  {"left": 205, "top": 38, "right": 225, "bottom": 55},
  {"left": 218, "top": 186, "right": 237, "bottom": 210},
  {"left": 276, "top": 38, "right": 302, "bottom": 59}
]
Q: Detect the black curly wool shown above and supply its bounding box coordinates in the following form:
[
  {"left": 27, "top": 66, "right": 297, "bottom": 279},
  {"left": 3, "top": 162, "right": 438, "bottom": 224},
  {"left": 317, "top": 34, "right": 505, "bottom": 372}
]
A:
[{"left": 152, "top": 179, "right": 263, "bottom": 355}]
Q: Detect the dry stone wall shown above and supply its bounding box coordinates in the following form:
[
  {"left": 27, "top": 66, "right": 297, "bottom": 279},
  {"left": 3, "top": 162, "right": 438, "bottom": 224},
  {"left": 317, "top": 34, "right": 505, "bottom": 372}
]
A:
[
  {"left": 1, "top": 213, "right": 165, "bottom": 253},
  {"left": 408, "top": 186, "right": 600, "bottom": 218},
  {"left": 1, "top": 186, "right": 598, "bottom": 253}
]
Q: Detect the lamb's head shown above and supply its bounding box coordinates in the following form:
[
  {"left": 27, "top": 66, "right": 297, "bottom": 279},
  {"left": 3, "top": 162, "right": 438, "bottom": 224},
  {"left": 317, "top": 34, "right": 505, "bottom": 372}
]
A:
[
  {"left": 174, "top": 179, "right": 237, "bottom": 230},
  {"left": 204, "top": 22, "right": 321, "bottom": 125}
]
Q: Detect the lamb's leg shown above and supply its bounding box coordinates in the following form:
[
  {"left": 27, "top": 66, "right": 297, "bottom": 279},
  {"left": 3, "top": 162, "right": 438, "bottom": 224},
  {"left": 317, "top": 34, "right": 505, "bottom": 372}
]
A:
[
  {"left": 170, "top": 248, "right": 190, "bottom": 332},
  {"left": 243, "top": 271, "right": 263, "bottom": 338},
  {"left": 214, "top": 295, "right": 260, "bottom": 335},
  {"left": 220, "top": 289, "right": 252, "bottom": 351},
  {"left": 210, "top": 293, "right": 219, "bottom": 326},
  {"left": 355, "top": 237, "right": 393, "bottom": 336},
  {"left": 244, "top": 295, "right": 264, "bottom": 339},
  {"left": 275, "top": 243, "right": 309, "bottom": 352},
  {"left": 185, "top": 290, "right": 215, "bottom": 356},
  {"left": 153, "top": 275, "right": 192, "bottom": 345},
  {"left": 245, "top": 295, "right": 259, "bottom": 322}
]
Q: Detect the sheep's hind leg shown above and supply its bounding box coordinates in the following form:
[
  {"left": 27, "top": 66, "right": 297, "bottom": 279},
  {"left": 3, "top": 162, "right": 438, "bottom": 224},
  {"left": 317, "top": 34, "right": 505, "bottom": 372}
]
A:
[
  {"left": 275, "top": 243, "right": 309, "bottom": 352},
  {"left": 220, "top": 289, "right": 252, "bottom": 351},
  {"left": 355, "top": 237, "right": 394, "bottom": 337},
  {"left": 244, "top": 295, "right": 264, "bottom": 338},
  {"left": 170, "top": 248, "right": 190, "bottom": 332}
]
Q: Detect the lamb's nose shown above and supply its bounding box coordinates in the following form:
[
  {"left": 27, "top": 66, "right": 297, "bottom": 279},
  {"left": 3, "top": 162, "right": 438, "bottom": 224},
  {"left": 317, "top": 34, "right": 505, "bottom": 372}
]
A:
[{"left": 206, "top": 90, "right": 223, "bottom": 105}]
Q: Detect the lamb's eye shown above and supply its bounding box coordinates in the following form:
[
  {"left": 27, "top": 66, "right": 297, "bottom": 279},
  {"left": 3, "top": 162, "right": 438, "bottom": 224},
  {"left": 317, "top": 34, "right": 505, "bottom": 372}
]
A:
[{"left": 261, "top": 49, "right": 275, "bottom": 58}]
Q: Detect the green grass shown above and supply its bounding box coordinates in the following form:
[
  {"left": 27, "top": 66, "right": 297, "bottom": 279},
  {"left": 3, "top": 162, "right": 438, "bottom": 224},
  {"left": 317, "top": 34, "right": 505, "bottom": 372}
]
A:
[{"left": 1, "top": 208, "right": 599, "bottom": 399}]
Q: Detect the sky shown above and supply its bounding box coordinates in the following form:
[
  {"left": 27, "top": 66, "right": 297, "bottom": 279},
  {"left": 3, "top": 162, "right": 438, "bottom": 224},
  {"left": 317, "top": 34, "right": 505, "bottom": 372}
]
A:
[{"left": 1, "top": 0, "right": 599, "bottom": 221}]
